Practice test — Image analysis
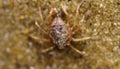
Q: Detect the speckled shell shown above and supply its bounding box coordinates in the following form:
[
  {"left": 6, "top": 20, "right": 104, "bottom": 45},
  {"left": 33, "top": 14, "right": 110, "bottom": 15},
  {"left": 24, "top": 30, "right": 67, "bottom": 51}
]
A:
[{"left": 50, "top": 16, "right": 71, "bottom": 49}]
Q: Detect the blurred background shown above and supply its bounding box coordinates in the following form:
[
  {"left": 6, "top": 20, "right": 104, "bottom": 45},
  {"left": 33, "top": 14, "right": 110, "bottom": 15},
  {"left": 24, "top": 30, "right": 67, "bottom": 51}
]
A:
[{"left": 0, "top": 0, "right": 120, "bottom": 69}]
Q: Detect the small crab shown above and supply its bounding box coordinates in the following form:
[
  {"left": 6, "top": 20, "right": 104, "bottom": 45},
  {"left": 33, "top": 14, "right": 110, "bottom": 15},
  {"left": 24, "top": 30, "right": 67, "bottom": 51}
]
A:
[{"left": 27, "top": 0, "right": 91, "bottom": 55}]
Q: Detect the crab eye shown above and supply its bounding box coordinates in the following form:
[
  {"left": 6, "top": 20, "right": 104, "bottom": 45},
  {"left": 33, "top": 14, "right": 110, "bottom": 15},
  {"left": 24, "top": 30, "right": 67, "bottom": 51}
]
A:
[{"left": 60, "top": 27, "right": 62, "bottom": 30}]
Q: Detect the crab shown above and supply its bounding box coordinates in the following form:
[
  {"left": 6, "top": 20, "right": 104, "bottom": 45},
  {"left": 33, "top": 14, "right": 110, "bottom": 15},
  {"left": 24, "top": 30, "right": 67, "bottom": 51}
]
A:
[{"left": 27, "top": 0, "right": 91, "bottom": 55}]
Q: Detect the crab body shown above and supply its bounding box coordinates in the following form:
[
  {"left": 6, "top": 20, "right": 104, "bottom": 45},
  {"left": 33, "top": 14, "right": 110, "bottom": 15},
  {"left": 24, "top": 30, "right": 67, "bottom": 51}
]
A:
[{"left": 50, "top": 17, "right": 71, "bottom": 49}]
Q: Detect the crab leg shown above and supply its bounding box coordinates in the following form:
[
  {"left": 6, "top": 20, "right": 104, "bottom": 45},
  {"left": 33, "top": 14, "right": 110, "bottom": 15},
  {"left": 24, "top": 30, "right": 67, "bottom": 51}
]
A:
[
  {"left": 27, "top": 34, "right": 49, "bottom": 44},
  {"left": 76, "top": 0, "right": 85, "bottom": 17},
  {"left": 27, "top": 34, "right": 54, "bottom": 53},
  {"left": 41, "top": 46, "right": 55, "bottom": 53},
  {"left": 38, "top": 7, "right": 48, "bottom": 30},
  {"left": 72, "top": 37, "right": 91, "bottom": 42},
  {"left": 35, "top": 21, "right": 54, "bottom": 40},
  {"left": 72, "top": 0, "right": 85, "bottom": 29},
  {"left": 35, "top": 21, "right": 48, "bottom": 35},
  {"left": 68, "top": 45, "right": 86, "bottom": 55}
]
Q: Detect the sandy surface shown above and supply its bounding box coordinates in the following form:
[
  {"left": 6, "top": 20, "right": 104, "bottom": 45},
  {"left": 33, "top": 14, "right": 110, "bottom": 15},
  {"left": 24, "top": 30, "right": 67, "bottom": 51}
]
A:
[{"left": 0, "top": 0, "right": 120, "bottom": 69}]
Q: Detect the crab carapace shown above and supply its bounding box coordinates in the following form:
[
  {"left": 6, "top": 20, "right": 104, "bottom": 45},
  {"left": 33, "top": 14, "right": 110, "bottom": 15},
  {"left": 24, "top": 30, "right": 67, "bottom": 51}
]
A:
[{"left": 50, "top": 16, "right": 72, "bottom": 49}]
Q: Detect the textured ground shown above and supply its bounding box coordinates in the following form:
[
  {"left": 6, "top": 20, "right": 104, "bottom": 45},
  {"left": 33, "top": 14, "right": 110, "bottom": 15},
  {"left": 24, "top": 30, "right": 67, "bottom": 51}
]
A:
[{"left": 0, "top": 0, "right": 120, "bottom": 69}]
